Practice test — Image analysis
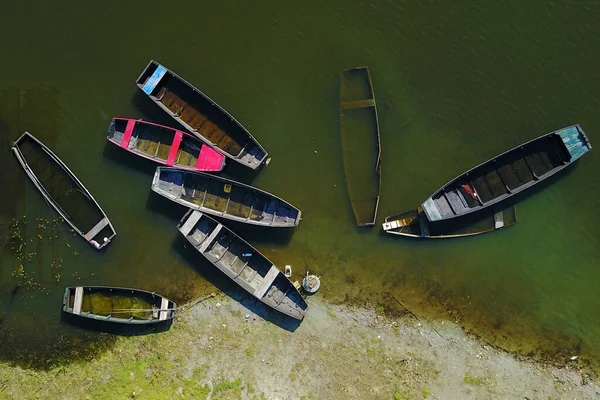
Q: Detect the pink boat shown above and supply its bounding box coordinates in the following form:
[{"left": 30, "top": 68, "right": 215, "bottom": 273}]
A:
[{"left": 107, "top": 118, "right": 225, "bottom": 172}]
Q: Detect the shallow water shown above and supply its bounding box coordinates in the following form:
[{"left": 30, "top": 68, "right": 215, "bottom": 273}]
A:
[{"left": 0, "top": 1, "right": 599, "bottom": 371}]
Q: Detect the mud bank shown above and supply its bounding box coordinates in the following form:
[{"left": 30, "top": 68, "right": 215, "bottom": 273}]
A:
[{"left": 0, "top": 293, "right": 598, "bottom": 399}]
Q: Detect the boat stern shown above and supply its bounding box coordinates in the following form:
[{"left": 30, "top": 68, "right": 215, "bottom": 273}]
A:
[{"left": 62, "top": 287, "right": 74, "bottom": 313}]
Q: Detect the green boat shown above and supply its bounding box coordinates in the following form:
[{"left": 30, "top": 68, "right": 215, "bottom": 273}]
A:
[{"left": 62, "top": 286, "right": 176, "bottom": 325}]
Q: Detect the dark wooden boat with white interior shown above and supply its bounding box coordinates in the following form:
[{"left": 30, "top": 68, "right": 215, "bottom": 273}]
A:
[
  {"left": 422, "top": 125, "right": 591, "bottom": 223},
  {"left": 382, "top": 205, "right": 517, "bottom": 239},
  {"left": 178, "top": 210, "right": 307, "bottom": 320},
  {"left": 136, "top": 60, "right": 269, "bottom": 170},
  {"left": 107, "top": 118, "right": 225, "bottom": 172},
  {"left": 12, "top": 132, "right": 116, "bottom": 250},
  {"left": 339, "top": 66, "right": 382, "bottom": 226},
  {"left": 152, "top": 167, "right": 301, "bottom": 227},
  {"left": 63, "top": 286, "right": 176, "bottom": 324}
]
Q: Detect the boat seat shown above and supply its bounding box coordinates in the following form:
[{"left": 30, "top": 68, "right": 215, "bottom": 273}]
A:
[
  {"left": 180, "top": 106, "right": 200, "bottom": 124},
  {"left": 160, "top": 91, "right": 177, "bottom": 107},
  {"left": 155, "top": 87, "right": 168, "bottom": 100},
  {"left": 444, "top": 190, "right": 466, "bottom": 213},
  {"left": 167, "top": 97, "right": 187, "bottom": 116}
]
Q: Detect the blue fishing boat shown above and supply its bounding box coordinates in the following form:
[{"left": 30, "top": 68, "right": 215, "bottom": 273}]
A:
[{"left": 421, "top": 125, "right": 592, "bottom": 223}]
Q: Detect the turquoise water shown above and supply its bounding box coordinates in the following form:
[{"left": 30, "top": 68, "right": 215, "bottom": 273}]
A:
[{"left": 0, "top": 1, "right": 599, "bottom": 370}]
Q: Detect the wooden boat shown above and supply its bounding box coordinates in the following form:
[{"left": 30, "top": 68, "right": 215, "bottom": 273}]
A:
[
  {"left": 107, "top": 118, "right": 225, "bottom": 172},
  {"left": 382, "top": 205, "right": 517, "bottom": 239},
  {"left": 151, "top": 167, "right": 301, "bottom": 227},
  {"left": 12, "top": 132, "right": 116, "bottom": 250},
  {"left": 178, "top": 210, "right": 307, "bottom": 320},
  {"left": 340, "top": 66, "right": 382, "bottom": 227},
  {"left": 62, "top": 286, "right": 176, "bottom": 324},
  {"left": 136, "top": 60, "right": 269, "bottom": 170},
  {"left": 422, "top": 125, "right": 592, "bottom": 223}
]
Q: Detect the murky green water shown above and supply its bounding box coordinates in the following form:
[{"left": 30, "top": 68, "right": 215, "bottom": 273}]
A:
[{"left": 0, "top": 1, "right": 599, "bottom": 371}]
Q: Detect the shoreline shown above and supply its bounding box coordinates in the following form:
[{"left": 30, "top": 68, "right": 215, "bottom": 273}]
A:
[{"left": 0, "top": 294, "right": 598, "bottom": 399}]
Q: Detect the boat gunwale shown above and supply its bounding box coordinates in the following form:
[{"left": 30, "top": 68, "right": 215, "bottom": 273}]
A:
[
  {"left": 12, "top": 132, "right": 116, "bottom": 250},
  {"left": 62, "top": 285, "right": 176, "bottom": 324},
  {"left": 152, "top": 166, "right": 301, "bottom": 227},
  {"left": 339, "top": 65, "right": 382, "bottom": 227},
  {"left": 135, "top": 60, "right": 269, "bottom": 169},
  {"left": 107, "top": 117, "right": 226, "bottom": 172},
  {"left": 422, "top": 124, "right": 590, "bottom": 223},
  {"left": 177, "top": 210, "right": 307, "bottom": 320}
]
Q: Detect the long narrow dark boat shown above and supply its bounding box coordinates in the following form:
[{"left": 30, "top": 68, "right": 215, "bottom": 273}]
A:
[
  {"left": 178, "top": 210, "right": 307, "bottom": 320},
  {"left": 382, "top": 205, "right": 517, "bottom": 239},
  {"left": 107, "top": 118, "right": 225, "bottom": 172},
  {"left": 151, "top": 167, "right": 301, "bottom": 227},
  {"left": 422, "top": 125, "right": 592, "bottom": 223},
  {"left": 340, "top": 66, "right": 382, "bottom": 227},
  {"left": 62, "top": 286, "right": 176, "bottom": 324},
  {"left": 136, "top": 60, "right": 269, "bottom": 170},
  {"left": 12, "top": 132, "right": 116, "bottom": 250}
]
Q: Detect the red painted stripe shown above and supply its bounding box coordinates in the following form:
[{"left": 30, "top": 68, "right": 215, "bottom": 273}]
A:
[
  {"left": 166, "top": 131, "right": 184, "bottom": 166},
  {"left": 196, "top": 145, "right": 226, "bottom": 171},
  {"left": 121, "top": 119, "right": 136, "bottom": 148}
]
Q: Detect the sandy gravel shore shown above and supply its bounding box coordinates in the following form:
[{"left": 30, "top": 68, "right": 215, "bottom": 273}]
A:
[{"left": 0, "top": 293, "right": 598, "bottom": 399}]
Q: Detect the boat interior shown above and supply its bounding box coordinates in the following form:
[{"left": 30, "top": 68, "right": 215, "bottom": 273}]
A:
[
  {"left": 14, "top": 134, "right": 113, "bottom": 238},
  {"left": 181, "top": 212, "right": 306, "bottom": 317},
  {"left": 157, "top": 169, "right": 299, "bottom": 226},
  {"left": 431, "top": 134, "right": 570, "bottom": 219},
  {"left": 110, "top": 119, "right": 203, "bottom": 168},
  {"left": 66, "top": 287, "right": 168, "bottom": 321},
  {"left": 137, "top": 64, "right": 267, "bottom": 166}
]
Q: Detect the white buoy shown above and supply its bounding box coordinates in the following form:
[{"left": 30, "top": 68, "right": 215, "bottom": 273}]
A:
[
  {"left": 302, "top": 271, "right": 320, "bottom": 294},
  {"left": 284, "top": 265, "right": 292, "bottom": 278}
]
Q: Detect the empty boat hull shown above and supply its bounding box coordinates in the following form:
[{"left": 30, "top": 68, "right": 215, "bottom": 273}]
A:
[
  {"left": 178, "top": 210, "right": 307, "bottom": 320},
  {"left": 136, "top": 60, "right": 269, "bottom": 170},
  {"left": 340, "top": 66, "right": 382, "bottom": 227},
  {"left": 383, "top": 205, "right": 517, "bottom": 239},
  {"left": 152, "top": 167, "right": 301, "bottom": 227},
  {"left": 12, "top": 132, "right": 116, "bottom": 250},
  {"left": 107, "top": 118, "right": 225, "bottom": 172},
  {"left": 422, "top": 125, "right": 591, "bottom": 223}
]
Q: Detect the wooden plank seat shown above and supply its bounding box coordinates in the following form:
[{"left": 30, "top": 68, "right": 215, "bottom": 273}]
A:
[
  {"left": 168, "top": 97, "right": 187, "bottom": 116},
  {"left": 215, "top": 134, "right": 235, "bottom": 151},
  {"left": 160, "top": 90, "right": 177, "bottom": 107},
  {"left": 222, "top": 139, "right": 243, "bottom": 156},
  {"left": 73, "top": 286, "right": 84, "bottom": 315},
  {"left": 207, "top": 127, "right": 227, "bottom": 144},
  {"left": 253, "top": 265, "right": 280, "bottom": 299},
  {"left": 159, "top": 297, "right": 169, "bottom": 321},
  {"left": 155, "top": 87, "right": 168, "bottom": 100},
  {"left": 198, "top": 121, "right": 224, "bottom": 143},
  {"left": 180, "top": 106, "right": 200, "bottom": 123},
  {"left": 188, "top": 113, "right": 208, "bottom": 130}
]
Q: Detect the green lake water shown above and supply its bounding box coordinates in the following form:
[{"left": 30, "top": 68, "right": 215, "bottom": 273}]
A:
[{"left": 0, "top": 1, "right": 599, "bottom": 371}]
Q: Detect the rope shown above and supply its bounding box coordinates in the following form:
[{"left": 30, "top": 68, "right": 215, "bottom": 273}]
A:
[{"left": 110, "top": 308, "right": 177, "bottom": 313}]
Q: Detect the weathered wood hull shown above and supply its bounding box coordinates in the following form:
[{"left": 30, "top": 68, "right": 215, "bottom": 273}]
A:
[
  {"left": 62, "top": 286, "right": 176, "bottom": 324},
  {"left": 107, "top": 118, "right": 225, "bottom": 172},
  {"left": 12, "top": 132, "right": 116, "bottom": 250},
  {"left": 136, "top": 60, "right": 269, "bottom": 170},
  {"left": 178, "top": 210, "right": 307, "bottom": 320},
  {"left": 339, "top": 66, "right": 382, "bottom": 226},
  {"left": 152, "top": 167, "right": 301, "bottom": 228},
  {"left": 422, "top": 125, "right": 591, "bottom": 223}
]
